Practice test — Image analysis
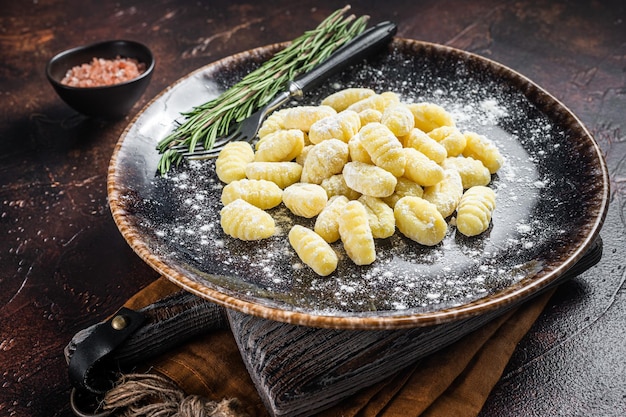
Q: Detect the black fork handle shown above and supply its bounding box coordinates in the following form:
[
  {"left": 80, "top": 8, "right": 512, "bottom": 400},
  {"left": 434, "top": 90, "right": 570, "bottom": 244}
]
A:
[{"left": 289, "top": 21, "right": 397, "bottom": 97}]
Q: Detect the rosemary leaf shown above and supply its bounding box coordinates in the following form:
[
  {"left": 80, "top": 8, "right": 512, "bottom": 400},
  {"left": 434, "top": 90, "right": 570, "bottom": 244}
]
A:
[{"left": 156, "top": 6, "right": 368, "bottom": 175}]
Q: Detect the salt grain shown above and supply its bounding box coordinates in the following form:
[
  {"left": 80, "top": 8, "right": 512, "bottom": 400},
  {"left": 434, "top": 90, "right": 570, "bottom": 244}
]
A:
[{"left": 61, "top": 56, "right": 146, "bottom": 87}]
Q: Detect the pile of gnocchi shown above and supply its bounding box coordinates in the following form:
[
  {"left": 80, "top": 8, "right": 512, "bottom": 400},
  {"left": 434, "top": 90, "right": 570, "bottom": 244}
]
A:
[{"left": 216, "top": 87, "right": 503, "bottom": 276}]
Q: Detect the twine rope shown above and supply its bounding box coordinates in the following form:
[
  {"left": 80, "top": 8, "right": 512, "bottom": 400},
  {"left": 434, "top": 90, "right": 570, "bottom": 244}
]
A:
[{"left": 102, "top": 373, "right": 247, "bottom": 417}]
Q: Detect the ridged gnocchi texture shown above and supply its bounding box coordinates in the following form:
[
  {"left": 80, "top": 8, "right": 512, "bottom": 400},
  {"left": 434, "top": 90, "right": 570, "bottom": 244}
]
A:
[
  {"left": 347, "top": 133, "right": 373, "bottom": 164},
  {"left": 358, "top": 108, "right": 382, "bottom": 125},
  {"left": 358, "top": 122, "right": 406, "bottom": 177},
  {"left": 422, "top": 169, "right": 463, "bottom": 218},
  {"left": 245, "top": 161, "right": 302, "bottom": 189},
  {"left": 408, "top": 102, "right": 456, "bottom": 133},
  {"left": 257, "top": 108, "right": 288, "bottom": 138},
  {"left": 382, "top": 177, "right": 424, "bottom": 208},
  {"left": 441, "top": 156, "right": 491, "bottom": 189},
  {"left": 308, "top": 110, "right": 361, "bottom": 144},
  {"left": 282, "top": 183, "right": 328, "bottom": 218},
  {"left": 321, "top": 87, "right": 376, "bottom": 112},
  {"left": 339, "top": 201, "right": 376, "bottom": 265},
  {"left": 402, "top": 128, "right": 447, "bottom": 164},
  {"left": 462, "top": 131, "right": 504, "bottom": 174},
  {"left": 343, "top": 161, "right": 397, "bottom": 198},
  {"left": 358, "top": 195, "right": 395, "bottom": 239},
  {"left": 381, "top": 103, "right": 415, "bottom": 137},
  {"left": 404, "top": 148, "right": 445, "bottom": 187},
  {"left": 394, "top": 196, "right": 447, "bottom": 246},
  {"left": 428, "top": 126, "right": 466, "bottom": 157},
  {"left": 301, "top": 139, "right": 349, "bottom": 184},
  {"left": 346, "top": 91, "right": 400, "bottom": 113},
  {"left": 456, "top": 186, "right": 496, "bottom": 237},
  {"left": 213, "top": 87, "right": 505, "bottom": 275},
  {"left": 215, "top": 141, "right": 255, "bottom": 184},
  {"left": 280, "top": 105, "right": 336, "bottom": 131},
  {"left": 320, "top": 174, "right": 361, "bottom": 200},
  {"left": 314, "top": 195, "right": 349, "bottom": 243},
  {"left": 221, "top": 179, "right": 283, "bottom": 209},
  {"left": 254, "top": 129, "right": 304, "bottom": 162},
  {"left": 220, "top": 199, "right": 275, "bottom": 241},
  {"left": 289, "top": 225, "right": 338, "bottom": 276}
]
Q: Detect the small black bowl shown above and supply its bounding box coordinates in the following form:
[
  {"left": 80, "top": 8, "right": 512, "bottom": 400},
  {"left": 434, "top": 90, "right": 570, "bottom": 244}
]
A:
[{"left": 46, "top": 40, "right": 154, "bottom": 119}]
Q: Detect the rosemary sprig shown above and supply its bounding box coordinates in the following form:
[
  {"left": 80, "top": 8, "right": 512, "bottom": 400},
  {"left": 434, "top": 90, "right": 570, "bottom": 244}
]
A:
[{"left": 156, "top": 6, "right": 369, "bottom": 175}]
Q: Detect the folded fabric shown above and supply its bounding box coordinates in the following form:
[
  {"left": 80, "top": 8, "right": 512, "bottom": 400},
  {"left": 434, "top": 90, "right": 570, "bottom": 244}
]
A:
[{"left": 101, "top": 277, "right": 555, "bottom": 417}]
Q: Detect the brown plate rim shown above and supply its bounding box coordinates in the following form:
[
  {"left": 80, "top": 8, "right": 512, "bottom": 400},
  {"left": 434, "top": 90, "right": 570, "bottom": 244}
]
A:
[{"left": 107, "top": 37, "right": 610, "bottom": 329}]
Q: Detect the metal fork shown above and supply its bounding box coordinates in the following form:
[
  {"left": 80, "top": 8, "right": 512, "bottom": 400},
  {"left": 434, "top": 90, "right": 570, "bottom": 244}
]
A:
[
  {"left": 172, "top": 90, "right": 293, "bottom": 159},
  {"left": 175, "top": 20, "right": 397, "bottom": 160}
]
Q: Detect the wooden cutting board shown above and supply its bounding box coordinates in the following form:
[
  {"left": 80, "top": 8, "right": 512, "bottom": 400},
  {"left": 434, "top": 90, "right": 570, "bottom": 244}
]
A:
[
  {"left": 227, "top": 306, "right": 502, "bottom": 417},
  {"left": 224, "top": 239, "right": 601, "bottom": 417}
]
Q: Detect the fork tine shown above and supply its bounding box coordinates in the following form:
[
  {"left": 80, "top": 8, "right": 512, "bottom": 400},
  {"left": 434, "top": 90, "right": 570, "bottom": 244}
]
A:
[
  {"left": 171, "top": 128, "right": 254, "bottom": 160},
  {"left": 184, "top": 148, "right": 222, "bottom": 160},
  {"left": 173, "top": 92, "right": 287, "bottom": 161},
  {"left": 169, "top": 124, "right": 239, "bottom": 157}
]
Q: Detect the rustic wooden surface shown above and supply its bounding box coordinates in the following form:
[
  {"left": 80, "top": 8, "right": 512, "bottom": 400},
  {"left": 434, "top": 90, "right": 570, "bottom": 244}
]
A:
[{"left": 0, "top": 1, "right": 624, "bottom": 416}]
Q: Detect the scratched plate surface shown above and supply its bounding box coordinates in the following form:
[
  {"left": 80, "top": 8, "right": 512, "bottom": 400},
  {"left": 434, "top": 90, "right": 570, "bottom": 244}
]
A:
[{"left": 107, "top": 38, "right": 608, "bottom": 329}]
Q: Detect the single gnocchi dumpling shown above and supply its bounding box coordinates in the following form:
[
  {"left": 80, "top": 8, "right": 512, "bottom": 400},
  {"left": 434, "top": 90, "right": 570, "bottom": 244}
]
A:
[
  {"left": 288, "top": 225, "right": 338, "bottom": 276},
  {"left": 343, "top": 161, "right": 398, "bottom": 198},
  {"left": 408, "top": 102, "right": 456, "bottom": 133},
  {"left": 382, "top": 177, "right": 424, "bottom": 208},
  {"left": 347, "top": 133, "right": 373, "bottom": 164},
  {"left": 320, "top": 174, "right": 361, "bottom": 200},
  {"left": 339, "top": 201, "right": 376, "bottom": 265},
  {"left": 245, "top": 161, "right": 302, "bottom": 189},
  {"left": 314, "top": 195, "right": 349, "bottom": 243},
  {"left": 301, "top": 139, "right": 349, "bottom": 184},
  {"left": 402, "top": 128, "right": 447, "bottom": 164},
  {"left": 403, "top": 148, "right": 445, "bottom": 187},
  {"left": 280, "top": 105, "right": 336, "bottom": 131},
  {"left": 358, "top": 122, "right": 406, "bottom": 177},
  {"left": 358, "top": 195, "right": 395, "bottom": 239},
  {"left": 358, "top": 108, "right": 383, "bottom": 126},
  {"left": 381, "top": 103, "right": 415, "bottom": 137},
  {"left": 282, "top": 182, "right": 328, "bottom": 218},
  {"left": 346, "top": 91, "right": 400, "bottom": 113},
  {"left": 422, "top": 169, "right": 463, "bottom": 218},
  {"left": 456, "top": 186, "right": 496, "bottom": 237},
  {"left": 254, "top": 129, "right": 304, "bottom": 162},
  {"left": 215, "top": 141, "right": 255, "bottom": 184},
  {"left": 427, "top": 126, "right": 466, "bottom": 157},
  {"left": 257, "top": 108, "right": 288, "bottom": 138},
  {"left": 321, "top": 87, "right": 376, "bottom": 112},
  {"left": 394, "top": 196, "right": 447, "bottom": 246},
  {"left": 441, "top": 156, "right": 491, "bottom": 189},
  {"left": 221, "top": 179, "right": 283, "bottom": 210},
  {"left": 462, "top": 131, "right": 504, "bottom": 174},
  {"left": 308, "top": 110, "right": 361, "bottom": 144},
  {"left": 220, "top": 199, "right": 275, "bottom": 241}
]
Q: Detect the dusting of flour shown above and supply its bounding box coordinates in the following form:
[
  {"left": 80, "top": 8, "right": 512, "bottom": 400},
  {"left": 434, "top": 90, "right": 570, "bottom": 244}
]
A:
[{"left": 136, "top": 50, "right": 566, "bottom": 316}]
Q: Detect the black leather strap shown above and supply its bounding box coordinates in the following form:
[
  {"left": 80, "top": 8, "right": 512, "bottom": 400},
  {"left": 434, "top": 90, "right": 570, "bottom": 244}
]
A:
[
  {"left": 66, "top": 290, "right": 228, "bottom": 396},
  {"left": 68, "top": 307, "right": 145, "bottom": 394}
]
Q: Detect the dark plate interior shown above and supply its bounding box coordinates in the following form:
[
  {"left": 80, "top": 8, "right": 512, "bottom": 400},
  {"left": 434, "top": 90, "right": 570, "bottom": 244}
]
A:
[{"left": 108, "top": 38, "right": 608, "bottom": 329}]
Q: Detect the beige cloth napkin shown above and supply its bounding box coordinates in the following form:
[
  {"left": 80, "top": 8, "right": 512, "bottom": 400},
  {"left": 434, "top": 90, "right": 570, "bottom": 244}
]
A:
[{"left": 104, "top": 277, "right": 554, "bottom": 417}]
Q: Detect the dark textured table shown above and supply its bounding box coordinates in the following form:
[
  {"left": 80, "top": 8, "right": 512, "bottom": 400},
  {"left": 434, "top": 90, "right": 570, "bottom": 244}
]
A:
[{"left": 1, "top": 1, "right": 624, "bottom": 416}]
